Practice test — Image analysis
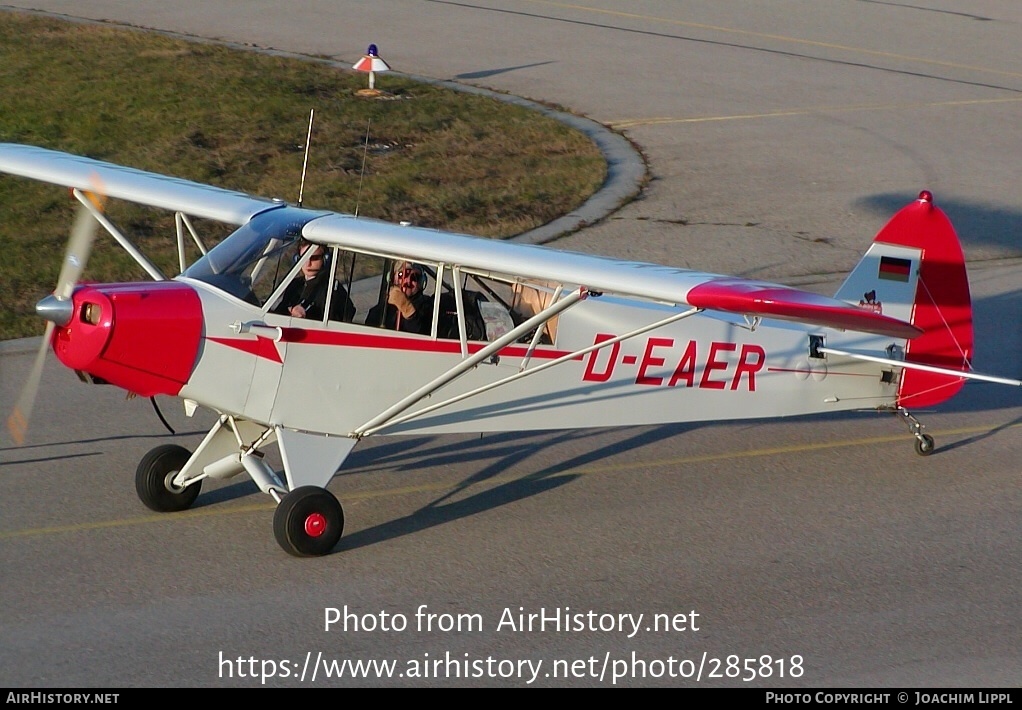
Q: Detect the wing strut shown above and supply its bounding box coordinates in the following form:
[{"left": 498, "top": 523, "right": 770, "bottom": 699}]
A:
[
  {"left": 819, "top": 346, "right": 1022, "bottom": 387},
  {"left": 520, "top": 285, "right": 564, "bottom": 372},
  {"left": 175, "top": 212, "right": 208, "bottom": 274},
  {"left": 351, "top": 287, "right": 590, "bottom": 437},
  {"left": 76, "top": 191, "right": 165, "bottom": 281},
  {"left": 453, "top": 265, "right": 469, "bottom": 357},
  {"left": 356, "top": 305, "right": 703, "bottom": 437}
]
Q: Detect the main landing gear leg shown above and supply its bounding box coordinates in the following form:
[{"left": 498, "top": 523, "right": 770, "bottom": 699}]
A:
[
  {"left": 270, "top": 429, "right": 356, "bottom": 557},
  {"left": 136, "top": 442, "right": 346, "bottom": 556},
  {"left": 135, "top": 420, "right": 349, "bottom": 557},
  {"left": 240, "top": 451, "right": 345, "bottom": 556},
  {"left": 897, "top": 407, "right": 935, "bottom": 456}
]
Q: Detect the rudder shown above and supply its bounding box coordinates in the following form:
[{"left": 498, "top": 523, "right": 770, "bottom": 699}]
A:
[{"left": 834, "top": 191, "right": 973, "bottom": 407}]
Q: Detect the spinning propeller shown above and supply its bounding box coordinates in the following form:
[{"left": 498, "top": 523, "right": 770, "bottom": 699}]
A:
[{"left": 6, "top": 185, "right": 105, "bottom": 445}]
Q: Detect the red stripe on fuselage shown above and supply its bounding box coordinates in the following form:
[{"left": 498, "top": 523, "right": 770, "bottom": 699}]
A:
[
  {"left": 209, "top": 327, "right": 577, "bottom": 362},
  {"left": 207, "top": 335, "right": 284, "bottom": 363}
]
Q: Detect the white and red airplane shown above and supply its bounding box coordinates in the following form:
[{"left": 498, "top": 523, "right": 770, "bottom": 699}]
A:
[{"left": 2, "top": 142, "right": 1018, "bottom": 556}]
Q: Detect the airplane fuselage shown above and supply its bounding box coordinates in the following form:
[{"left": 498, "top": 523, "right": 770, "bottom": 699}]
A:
[{"left": 169, "top": 281, "right": 898, "bottom": 436}]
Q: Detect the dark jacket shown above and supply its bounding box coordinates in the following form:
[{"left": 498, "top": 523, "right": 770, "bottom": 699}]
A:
[
  {"left": 274, "top": 272, "right": 356, "bottom": 322},
  {"left": 367, "top": 291, "right": 433, "bottom": 334}
]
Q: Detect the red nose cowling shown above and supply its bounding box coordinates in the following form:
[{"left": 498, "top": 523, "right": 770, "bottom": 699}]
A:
[{"left": 53, "top": 282, "right": 203, "bottom": 397}]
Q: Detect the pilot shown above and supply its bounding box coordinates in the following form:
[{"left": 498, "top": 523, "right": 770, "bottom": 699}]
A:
[
  {"left": 367, "top": 261, "right": 433, "bottom": 334},
  {"left": 273, "top": 241, "right": 355, "bottom": 322}
]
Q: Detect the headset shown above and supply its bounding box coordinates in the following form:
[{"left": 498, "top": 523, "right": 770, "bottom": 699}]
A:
[{"left": 293, "top": 241, "right": 331, "bottom": 268}]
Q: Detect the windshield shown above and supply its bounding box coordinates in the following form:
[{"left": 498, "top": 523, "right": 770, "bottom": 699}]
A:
[{"left": 182, "top": 206, "right": 326, "bottom": 306}]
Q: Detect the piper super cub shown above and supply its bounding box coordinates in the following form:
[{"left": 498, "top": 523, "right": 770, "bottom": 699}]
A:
[{"left": 2, "top": 143, "right": 1018, "bottom": 556}]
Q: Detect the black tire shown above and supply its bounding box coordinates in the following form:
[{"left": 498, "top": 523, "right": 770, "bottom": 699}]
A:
[
  {"left": 135, "top": 444, "right": 202, "bottom": 512},
  {"left": 914, "top": 434, "right": 935, "bottom": 457},
  {"left": 273, "top": 486, "right": 344, "bottom": 557}
]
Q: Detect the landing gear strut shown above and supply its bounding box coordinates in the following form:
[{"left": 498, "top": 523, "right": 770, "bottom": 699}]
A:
[
  {"left": 134, "top": 420, "right": 347, "bottom": 556},
  {"left": 273, "top": 486, "right": 345, "bottom": 557},
  {"left": 898, "top": 407, "right": 935, "bottom": 456}
]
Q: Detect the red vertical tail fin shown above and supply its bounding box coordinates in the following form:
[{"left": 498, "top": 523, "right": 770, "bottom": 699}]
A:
[
  {"left": 835, "top": 191, "right": 973, "bottom": 407},
  {"left": 854, "top": 193, "right": 972, "bottom": 404},
  {"left": 885, "top": 192, "right": 973, "bottom": 407}
]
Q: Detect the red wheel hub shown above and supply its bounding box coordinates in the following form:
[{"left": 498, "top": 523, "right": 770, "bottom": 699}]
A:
[{"left": 304, "top": 512, "right": 327, "bottom": 537}]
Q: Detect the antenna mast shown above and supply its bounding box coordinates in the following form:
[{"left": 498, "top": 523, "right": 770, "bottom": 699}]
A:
[
  {"left": 354, "top": 118, "right": 371, "bottom": 218},
  {"left": 298, "top": 108, "right": 315, "bottom": 207}
]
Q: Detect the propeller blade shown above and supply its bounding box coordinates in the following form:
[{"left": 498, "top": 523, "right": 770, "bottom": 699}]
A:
[
  {"left": 6, "top": 321, "right": 55, "bottom": 445},
  {"left": 55, "top": 191, "right": 103, "bottom": 300},
  {"left": 7, "top": 185, "right": 104, "bottom": 445}
]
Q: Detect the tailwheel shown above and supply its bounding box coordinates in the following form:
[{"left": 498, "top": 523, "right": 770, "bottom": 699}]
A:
[
  {"left": 914, "top": 434, "right": 935, "bottom": 457},
  {"left": 897, "top": 407, "right": 936, "bottom": 457},
  {"left": 136, "top": 444, "right": 202, "bottom": 512},
  {"left": 273, "top": 486, "right": 344, "bottom": 557}
]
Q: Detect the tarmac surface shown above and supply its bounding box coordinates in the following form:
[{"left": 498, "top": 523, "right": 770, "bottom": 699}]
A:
[{"left": 1, "top": 1, "right": 1020, "bottom": 688}]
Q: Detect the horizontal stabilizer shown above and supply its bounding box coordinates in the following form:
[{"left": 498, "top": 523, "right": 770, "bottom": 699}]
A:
[{"left": 685, "top": 279, "right": 922, "bottom": 339}]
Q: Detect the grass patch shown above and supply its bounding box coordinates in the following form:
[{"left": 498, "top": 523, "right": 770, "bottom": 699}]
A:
[{"left": 0, "top": 11, "right": 606, "bottom": 339}]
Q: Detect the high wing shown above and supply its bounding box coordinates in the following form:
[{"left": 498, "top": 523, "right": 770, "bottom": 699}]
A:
[
  {"left": 304, "top": 214, "right": 921, "bottom": 339},
  {"left": 0, "top": 142, "right": 919, "bottom": 339},
  {"left": 0, "top": 143, "right": 278, "bottom": 224}
]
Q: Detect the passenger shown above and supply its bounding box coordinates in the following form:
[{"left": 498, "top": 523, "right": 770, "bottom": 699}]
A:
[
  {"left": 273, "top": 241, "right": 355, "bottom": 322},
  {"left": 367, "top": 261, "right": 433, "bottom": 334}
]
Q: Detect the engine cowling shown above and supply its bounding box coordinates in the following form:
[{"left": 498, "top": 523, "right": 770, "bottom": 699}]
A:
[{"left": 52, "top": 281, "right": 203, "bottom": 397}]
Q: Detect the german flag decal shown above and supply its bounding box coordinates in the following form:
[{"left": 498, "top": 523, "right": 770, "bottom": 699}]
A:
[{"left": 878, "top": 256, "right": 912, "bottom": 282}]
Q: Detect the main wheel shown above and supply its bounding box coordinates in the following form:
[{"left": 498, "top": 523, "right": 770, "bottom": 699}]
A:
[
  {"left": 914, "top": 434, "right": 935, "bottom": 456},
  {"left": 273, "top": 486, "right": 344, "bottom": 557},
  {"left": 136, "top": 444, "right": 202, "bottom": 512}
]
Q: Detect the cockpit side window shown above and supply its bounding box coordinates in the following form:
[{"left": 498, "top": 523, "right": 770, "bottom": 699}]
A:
[
  {"left": 432, "top": 266, "right": 519, "bottom": 344},
  {"left": 325, "top": 247, "right": 358, "bottom": 324},
  {"left": 248, "top": 240, "right": 297, "bottom": 306},
  {"left": 263, "top": 243, "right": 359, "bottom": 324},
  {"left": 181, "top": 207, "right": 319, "bottom": 307}
]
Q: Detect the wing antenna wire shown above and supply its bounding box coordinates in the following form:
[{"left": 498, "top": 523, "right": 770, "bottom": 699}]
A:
[
  {"left": 298, "top": 108, "right": 315, "bottom": 207},
  {"left": 354, "top": 118, "right": 371, "bottom": 218}
]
